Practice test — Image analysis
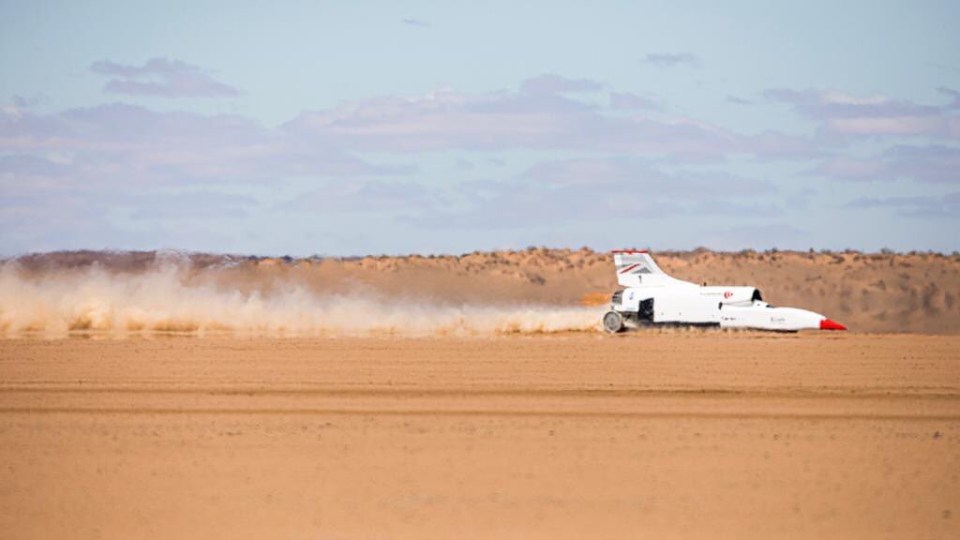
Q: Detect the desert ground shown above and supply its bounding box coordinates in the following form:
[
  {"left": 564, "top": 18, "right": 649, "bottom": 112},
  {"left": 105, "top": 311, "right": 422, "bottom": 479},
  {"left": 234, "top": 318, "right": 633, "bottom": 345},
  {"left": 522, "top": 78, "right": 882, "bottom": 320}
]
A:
[
  {"left": 1, "top": 333, "right": 958, "bottom": 539},
  {"left": 1, "top": 250, "right": 959, "bottom": 538}
]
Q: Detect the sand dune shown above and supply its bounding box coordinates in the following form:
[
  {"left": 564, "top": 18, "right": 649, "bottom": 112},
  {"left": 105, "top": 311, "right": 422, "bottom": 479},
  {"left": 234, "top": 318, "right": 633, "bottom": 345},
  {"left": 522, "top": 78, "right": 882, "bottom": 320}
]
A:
[{"left": 3, "top": 248, "right": 959, "bottom": 335}]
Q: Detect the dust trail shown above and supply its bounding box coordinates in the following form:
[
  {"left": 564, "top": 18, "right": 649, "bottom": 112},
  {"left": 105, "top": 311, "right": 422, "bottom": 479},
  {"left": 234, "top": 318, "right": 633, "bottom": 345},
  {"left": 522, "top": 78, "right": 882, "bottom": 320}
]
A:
[{"left": 0, "top": 263, "right": 602, "bottom": 338}]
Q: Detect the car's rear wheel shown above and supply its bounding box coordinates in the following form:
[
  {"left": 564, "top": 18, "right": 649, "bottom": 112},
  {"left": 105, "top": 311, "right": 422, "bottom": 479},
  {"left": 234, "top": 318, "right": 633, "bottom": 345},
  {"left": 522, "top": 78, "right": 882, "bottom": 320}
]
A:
[{"left": 603, "top": 311, "right": 625, "bottom": 333}]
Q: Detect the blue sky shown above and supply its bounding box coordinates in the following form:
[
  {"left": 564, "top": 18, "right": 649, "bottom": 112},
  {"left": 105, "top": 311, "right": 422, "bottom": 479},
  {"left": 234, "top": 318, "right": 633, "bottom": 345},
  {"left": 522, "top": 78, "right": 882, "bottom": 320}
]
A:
[{"left": 1, "top": 1, "right": 959, "bottom": 255}]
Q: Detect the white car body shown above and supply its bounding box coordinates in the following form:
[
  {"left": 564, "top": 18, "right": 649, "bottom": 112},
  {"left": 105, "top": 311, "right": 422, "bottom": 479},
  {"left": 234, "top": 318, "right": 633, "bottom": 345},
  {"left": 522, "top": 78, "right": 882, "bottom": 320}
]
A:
[{"left": 603, "top": 250, "right": 846, "bottom": 333}]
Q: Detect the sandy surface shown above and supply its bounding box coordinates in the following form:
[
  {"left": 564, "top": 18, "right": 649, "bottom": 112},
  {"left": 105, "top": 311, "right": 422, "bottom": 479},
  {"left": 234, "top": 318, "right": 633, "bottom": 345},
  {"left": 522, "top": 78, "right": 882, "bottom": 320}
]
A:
[{"left": 2, "top": 332, "right": 958, "bottom": 539}]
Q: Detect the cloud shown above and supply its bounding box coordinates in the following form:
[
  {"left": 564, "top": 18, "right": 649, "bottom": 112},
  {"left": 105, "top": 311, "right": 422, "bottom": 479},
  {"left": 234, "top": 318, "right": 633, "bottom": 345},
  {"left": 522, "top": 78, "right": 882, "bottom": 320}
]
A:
[
  {"left": 522, "top": 158, "right": 770, "bottom": 197},
  {"left": 402, "top": 18, "right": 430, "bottom": 27},
  {"left": 814, "top": 145, "right": 960, "bottom": 183},
  {"left": 743, "top": 131, "right": 821, "bottom": 160},
  {"left": 408, "top": 158, "right": 777, "bottom": 229},
  {"left": 882, "top": 145, "right": 960, "bottom": 183},
  {"left": 90, "top": 58, "right": 239, "bottom": 98},
  {"left": 0, "top": 154, "right": 69, "bottom": 177},
  {"left": 0, "top": 96, "right": 428, "bottom": 254},
  {"left": 643, "top": 53, "right": 698, "bottom": 68},
  {"left": 700, "top": 224, "right": 810, "bottom": 251},
  {"left": 283, "top": 79, "right": 810, "bottom": 159},
  {"left": 609, "top": 92, "right": 659, "bottom": 110},
  {"left": 726, "top": 95, "right": 753, "bottom": 106},
  {"left": 765, "top": 88, "right": 960, "bottom": 139},
  {"left": 125, "top": 190, "right": 257, "bottom": 220},
  {"left": 846, "top": 192, "right": 960, "bottom": 218},
  {"left": 0, "top": 102, "right": 402, "bottom": 188},
  {"left": 939, "top": 87, "right": 960, "bottom": 109},
  {"left": 0, "top": 100, "right": 414, "bottom": 253},
  {"left": 520, "top": 74, "right": 604, "bottom": 95},
  {"left": 9, "top": 94, "right": 49, "bottom": 109},
  {"left": 812, "top": 156, "right": 885, "bottom": 180},
  {"left": 280, "top": 180, "right": 435, "bottom": 214}
]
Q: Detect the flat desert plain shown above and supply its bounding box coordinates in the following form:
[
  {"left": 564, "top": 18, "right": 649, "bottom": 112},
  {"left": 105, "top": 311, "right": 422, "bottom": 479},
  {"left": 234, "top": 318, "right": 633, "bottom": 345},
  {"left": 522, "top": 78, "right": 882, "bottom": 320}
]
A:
[{"left": 2, "top": 332, "right": 959, "bottom": 539}]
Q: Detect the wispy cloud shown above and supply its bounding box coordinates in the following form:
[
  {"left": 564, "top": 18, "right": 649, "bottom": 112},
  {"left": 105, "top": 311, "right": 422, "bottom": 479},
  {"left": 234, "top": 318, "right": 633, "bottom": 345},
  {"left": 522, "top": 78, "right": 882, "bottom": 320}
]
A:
[
  {"left": 283, "top": 77, "right": 810, "bottom": 159},
  {"left": 846, "top": 192, "right": 960, "bottom": 218},
  {"left": 0, "top": 102, "right": 405, "bottom": 184},
  {"left": 642, "top": 53, "right": 698, "bottom": 68},
  {"left": 401, "top": 18, "right": 430, "bottom": 27},
  {"left": 90, "top": 58, "right": 239, "bottom": 99},
  {"left": 407, "top": 157, "right": 777, "bottom": 229},
  {"left": 814, "top": 145, "right": 960, "bottom": 184},
  {"left": 881, "top": 145, "right": 960, "bottom": 183},
  {"left": 127, "top": 190, "right": 257, "bottom": 220},
  {"left": 609, "top": 92, "right": 659, "bottom": 110},
  {"left": 9, "top": 94, "right": 49, "bottom": 109},
  {"left": 765, "top": 88, "right": 960, "bottom": 139},
  {"left": 280, "top": 180, "right": 435, "bottom": 214},
  {"left": 701, "top": 224, "right": 810, "bottom": 251},
  {"left": 0, "top": 98, "right": 413, "bottom": 251},
  {"left": 939, "top": 86, "right": 960, "bottom": 109},
  {"left": 520, "top": 74, "right": 604, "bottom": 95},
  {"left": 0, "top": 100, "right": 412, "bottom": 252}
]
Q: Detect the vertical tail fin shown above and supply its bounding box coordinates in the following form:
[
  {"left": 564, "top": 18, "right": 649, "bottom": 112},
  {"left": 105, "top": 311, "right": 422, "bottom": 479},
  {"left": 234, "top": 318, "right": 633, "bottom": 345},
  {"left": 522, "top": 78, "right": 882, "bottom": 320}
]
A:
[{"left": 613, "top": 249, "right": 666, "bottom": 287}]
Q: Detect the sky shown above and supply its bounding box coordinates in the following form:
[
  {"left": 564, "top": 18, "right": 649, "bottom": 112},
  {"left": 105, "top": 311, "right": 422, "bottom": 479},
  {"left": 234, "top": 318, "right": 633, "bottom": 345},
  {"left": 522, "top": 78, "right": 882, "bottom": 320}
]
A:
[{"left": 1, "top": 0, "right": 959, "bottom": 256}]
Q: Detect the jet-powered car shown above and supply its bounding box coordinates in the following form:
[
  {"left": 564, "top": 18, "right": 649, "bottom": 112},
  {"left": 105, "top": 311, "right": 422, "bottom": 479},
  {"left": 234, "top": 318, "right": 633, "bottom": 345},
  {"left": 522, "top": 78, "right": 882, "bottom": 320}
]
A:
[{"left": 602, "top": 250, "right": 847, "bottom": 333}]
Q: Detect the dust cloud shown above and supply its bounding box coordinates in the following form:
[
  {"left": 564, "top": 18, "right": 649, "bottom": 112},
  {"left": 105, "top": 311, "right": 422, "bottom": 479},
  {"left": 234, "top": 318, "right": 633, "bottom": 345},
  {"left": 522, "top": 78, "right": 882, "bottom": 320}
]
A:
[{"left": 0, "top": 262, "right": 602, "bottom": 338}]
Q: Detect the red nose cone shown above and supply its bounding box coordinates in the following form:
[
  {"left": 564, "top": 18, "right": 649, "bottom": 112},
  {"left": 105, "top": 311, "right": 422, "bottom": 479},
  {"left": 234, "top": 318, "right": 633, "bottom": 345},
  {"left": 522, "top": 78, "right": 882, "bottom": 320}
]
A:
[{"left": 819, "top": 318, "right": 847, "bottom": 331}]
